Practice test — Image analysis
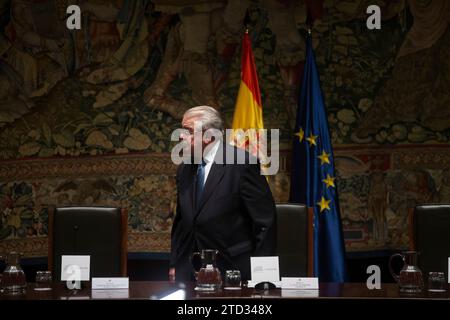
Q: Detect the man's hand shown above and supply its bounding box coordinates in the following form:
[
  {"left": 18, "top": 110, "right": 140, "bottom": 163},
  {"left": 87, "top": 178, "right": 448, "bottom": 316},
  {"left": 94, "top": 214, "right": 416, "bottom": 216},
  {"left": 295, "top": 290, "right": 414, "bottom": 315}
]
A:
[{"left": 168, "top": 268, "right": 176, "bottom": 281}]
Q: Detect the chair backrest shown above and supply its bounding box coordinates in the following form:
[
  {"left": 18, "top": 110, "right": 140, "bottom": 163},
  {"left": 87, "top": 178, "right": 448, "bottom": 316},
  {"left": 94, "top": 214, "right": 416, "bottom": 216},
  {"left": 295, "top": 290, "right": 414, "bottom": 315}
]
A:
[
  {"left": 276, "top": 203, "right": 313, "bottom": 277},
  {"left": 408, "top": 204, "right": 450, "bottom": 277},
  {"left": 48, "top": 206, "right": 128, "bottom": 280}
]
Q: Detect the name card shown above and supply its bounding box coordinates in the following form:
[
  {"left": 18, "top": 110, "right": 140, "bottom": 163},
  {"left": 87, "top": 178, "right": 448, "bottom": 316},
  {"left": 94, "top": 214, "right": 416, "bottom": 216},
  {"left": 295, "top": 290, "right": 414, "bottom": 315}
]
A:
[
  {"left": 61, "top": 255, "right": 90, "bottom": 281},
  {"left": 59, "top": 296, "right": 90, "bottom": 300},
  {"left": 281, "top": 289, "right": 319, "bottom": 298},
  {"left": 92, "top": 277, "right": 129, "bottom": 289},
  {"left": 250, "top": 256, "right": 280, "bottom": 282},
  {"left": 281, "top": 277, "right": 319, "bottom": 290},
  {"left": 91, "top": 289, "right": 130, "bottom": 299}
]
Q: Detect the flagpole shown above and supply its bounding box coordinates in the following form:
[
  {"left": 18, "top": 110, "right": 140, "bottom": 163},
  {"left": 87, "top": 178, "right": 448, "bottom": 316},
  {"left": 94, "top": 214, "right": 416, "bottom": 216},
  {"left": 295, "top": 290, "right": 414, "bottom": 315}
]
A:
[
  {"left": 244, "top": 7, "right": 250, "bottom": 34},
  {"left": 291, "top": 24, "right": 348, "bottom": 282}
]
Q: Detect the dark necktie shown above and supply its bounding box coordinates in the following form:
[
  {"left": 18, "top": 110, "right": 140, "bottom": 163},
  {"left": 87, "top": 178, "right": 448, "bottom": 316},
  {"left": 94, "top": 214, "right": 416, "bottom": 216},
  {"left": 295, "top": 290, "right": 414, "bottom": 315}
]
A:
[{"left": 196, "top": 160, "right": 207, "bottom": 208}]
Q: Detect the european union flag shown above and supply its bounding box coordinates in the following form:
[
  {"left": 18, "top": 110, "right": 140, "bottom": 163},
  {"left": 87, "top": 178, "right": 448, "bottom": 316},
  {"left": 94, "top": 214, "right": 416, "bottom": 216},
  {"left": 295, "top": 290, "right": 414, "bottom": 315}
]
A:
[{"left": 290, "top": 33, "right": 347, "bottom": 282}]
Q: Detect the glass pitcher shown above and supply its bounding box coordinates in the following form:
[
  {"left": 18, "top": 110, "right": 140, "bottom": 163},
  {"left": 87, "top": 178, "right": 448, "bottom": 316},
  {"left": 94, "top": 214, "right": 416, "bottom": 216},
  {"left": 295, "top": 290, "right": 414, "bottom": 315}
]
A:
[
  {"left": 0, "top": 252, "right": 27, "bottom": 293},
  {"left": 389, "top": 251, "right": 424, "bottom": 293},
  {"left": 191, "top": 249, "right": 222, "bottom": 291}
]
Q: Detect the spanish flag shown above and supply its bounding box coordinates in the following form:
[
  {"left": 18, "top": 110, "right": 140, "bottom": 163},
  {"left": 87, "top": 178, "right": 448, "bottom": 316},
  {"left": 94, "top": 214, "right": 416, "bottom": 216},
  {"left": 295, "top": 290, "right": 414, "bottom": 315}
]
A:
[{"left": 231, "top": 30, "right": 264, "bottom": 158}]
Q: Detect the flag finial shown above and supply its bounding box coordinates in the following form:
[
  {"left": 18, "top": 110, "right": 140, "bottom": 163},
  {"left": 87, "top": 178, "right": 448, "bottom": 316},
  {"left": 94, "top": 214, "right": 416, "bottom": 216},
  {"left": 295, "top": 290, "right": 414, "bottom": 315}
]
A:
[
  {"left": 243, "top": 8, "right": 251, "bottom": 34},
  {"left": 307, "top": 28, "right": 312, "bottom": 36}
]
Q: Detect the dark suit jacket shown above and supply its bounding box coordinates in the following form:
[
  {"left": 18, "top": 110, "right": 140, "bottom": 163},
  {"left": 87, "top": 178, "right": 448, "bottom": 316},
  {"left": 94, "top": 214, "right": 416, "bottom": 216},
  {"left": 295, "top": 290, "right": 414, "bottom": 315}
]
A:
[{"left": 170, "top": 143, "right": 276, "bottom": 281}]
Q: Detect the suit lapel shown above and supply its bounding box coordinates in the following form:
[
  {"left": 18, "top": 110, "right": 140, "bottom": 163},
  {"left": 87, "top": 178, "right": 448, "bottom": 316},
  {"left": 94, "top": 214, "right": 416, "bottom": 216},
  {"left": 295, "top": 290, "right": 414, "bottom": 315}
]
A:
[
  {"left": 195, "top": 162, "right": 225, "bottom": 216},
  {"left": 194, "top": 142, "right": 229, "bottom": 216}
]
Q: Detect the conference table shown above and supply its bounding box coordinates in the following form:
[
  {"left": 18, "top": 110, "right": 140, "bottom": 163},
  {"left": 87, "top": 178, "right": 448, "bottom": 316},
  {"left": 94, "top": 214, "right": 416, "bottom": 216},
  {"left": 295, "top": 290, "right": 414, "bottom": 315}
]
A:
[
  {"left": 0, "top": 281, "right": 448, "bottom": 300},
  {"left": 1, "top": 282, "right": 448, "bottom": 318}
]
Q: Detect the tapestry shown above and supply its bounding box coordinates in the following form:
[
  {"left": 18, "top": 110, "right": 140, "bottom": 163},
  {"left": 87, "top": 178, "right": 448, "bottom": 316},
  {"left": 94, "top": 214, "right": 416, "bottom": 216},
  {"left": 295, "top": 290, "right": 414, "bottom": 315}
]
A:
[{"left": 0, "top": 0, "right": 449, "bottom": 256}]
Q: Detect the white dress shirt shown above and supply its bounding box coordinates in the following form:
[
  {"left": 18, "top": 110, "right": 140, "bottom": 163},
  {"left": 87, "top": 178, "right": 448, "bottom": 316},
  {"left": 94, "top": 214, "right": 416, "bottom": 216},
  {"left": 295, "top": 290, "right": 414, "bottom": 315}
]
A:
[{"left": 201, "top": 141, "right": 220, "bottom": 186}]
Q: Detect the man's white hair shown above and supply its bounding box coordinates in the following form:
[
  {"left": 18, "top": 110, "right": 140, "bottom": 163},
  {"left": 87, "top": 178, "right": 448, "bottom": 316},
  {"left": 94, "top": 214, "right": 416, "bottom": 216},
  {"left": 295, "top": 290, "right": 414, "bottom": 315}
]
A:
[{"left": 183, "top": 105, "right": 223, "bottom": 130}]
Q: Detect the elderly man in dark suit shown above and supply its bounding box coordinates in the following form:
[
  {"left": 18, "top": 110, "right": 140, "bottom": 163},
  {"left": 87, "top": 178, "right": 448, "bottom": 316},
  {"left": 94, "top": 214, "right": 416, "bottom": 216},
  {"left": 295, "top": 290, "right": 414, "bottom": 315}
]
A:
[{"left": 169, "top": 105, "right": 276, "bottom": 281}]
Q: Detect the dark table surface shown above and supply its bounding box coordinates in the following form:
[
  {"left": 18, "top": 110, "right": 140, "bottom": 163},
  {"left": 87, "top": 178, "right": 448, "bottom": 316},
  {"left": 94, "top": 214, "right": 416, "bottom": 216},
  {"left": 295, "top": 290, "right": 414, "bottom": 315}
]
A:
[{"left": 0, "top": 282, "right": 449, "bottom": 300}]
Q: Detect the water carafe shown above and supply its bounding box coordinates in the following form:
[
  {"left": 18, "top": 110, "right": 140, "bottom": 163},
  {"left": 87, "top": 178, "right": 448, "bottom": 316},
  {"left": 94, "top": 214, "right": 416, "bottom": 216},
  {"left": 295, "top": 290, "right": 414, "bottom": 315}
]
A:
[
  {"left": 0, "top": 252, "right": 27, "bottom": 293},
  {"left": 389, "top": 251, "right": 424, "bottom": 293},
  {"left": 192, "top": 249, "right": 222, "bottom": 291}
]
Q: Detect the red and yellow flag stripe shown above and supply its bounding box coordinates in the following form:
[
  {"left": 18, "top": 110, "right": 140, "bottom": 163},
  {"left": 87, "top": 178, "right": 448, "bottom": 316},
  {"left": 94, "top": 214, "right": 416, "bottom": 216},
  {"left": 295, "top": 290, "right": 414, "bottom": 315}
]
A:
[{"left": 231, "top": 31, "right": 264, "bottom": 154}]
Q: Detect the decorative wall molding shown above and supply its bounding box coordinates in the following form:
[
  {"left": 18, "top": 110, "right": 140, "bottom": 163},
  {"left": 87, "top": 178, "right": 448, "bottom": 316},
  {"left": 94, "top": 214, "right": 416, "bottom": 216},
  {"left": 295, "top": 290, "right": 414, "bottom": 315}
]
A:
[
  {"left": 0, "top": 153, "right": 177, "bottom": 182},
  {"left": 0, "top": 233, "right": 171, "bottom": 257},
  {"left": 392, "top": 147, "right": 450, "bottom": 170}
]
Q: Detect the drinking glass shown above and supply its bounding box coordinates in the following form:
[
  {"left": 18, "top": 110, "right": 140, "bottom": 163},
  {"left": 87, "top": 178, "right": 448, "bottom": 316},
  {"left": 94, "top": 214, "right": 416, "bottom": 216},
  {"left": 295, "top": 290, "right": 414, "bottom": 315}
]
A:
[
  {"left": 224, "top": 270, "right": 241, "bottom": 290},
  {"left": 35, "top": 271, "right": 52, "bottom": 291},
  {"left": 427, "top": 272, "right": 446, "bottom": 292}
]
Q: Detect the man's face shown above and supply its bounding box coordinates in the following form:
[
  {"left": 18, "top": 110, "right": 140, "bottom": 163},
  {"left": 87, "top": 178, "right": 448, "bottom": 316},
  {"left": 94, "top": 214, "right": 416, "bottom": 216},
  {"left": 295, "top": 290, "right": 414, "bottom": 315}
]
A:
[{"left": 181, "top": 115, "right": 205, "bottom": 157}]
